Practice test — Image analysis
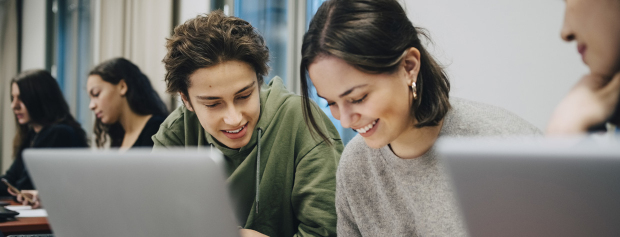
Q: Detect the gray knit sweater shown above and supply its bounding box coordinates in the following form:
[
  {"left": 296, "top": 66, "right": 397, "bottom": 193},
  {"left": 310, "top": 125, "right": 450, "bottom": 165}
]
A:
[{"left": 336, "top": 98, "right": 541, "bottom": 237}]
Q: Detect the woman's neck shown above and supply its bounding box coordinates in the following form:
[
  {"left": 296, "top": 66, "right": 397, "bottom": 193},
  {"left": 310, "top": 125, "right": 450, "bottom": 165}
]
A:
[
  {"left": 388, "top": 119, "right": 444, "bottom": 159},
  {"left": 31, "top": 123, "right": 43, "bottom": 133},
  {"left": 118, "top": 104, "right": 152, "bottom": 135}
]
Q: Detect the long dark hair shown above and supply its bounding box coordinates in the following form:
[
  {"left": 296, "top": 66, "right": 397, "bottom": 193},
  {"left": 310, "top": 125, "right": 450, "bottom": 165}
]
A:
[
  {"left": 300, "top": 0, "right": 451, "bottom": 143},
  {"left": 89, "top": 58, "right": 169, "bottom": 147},
  {"left": 11, "top": 70, "right": 87, "bottom": 157}
]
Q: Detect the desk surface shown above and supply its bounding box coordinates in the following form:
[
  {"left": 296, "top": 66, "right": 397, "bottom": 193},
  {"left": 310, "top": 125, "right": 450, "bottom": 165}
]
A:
[{"left": 0, "top": 200, "right": 51, "bottom": 235}]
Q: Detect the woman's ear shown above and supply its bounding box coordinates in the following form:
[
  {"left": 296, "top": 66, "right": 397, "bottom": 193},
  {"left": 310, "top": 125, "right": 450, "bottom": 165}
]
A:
[
  {"left": 403, "top": 47, "right": 421, "bottom": 84},
  {"left": 118, "top": 79, "right": 128, "bottom": 96},
  {"left": 180, "top": 93, "right": 194, "bottom": 112}
]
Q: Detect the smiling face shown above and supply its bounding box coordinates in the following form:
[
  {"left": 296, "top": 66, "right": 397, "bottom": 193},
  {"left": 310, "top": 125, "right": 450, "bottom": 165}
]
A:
[
  {"left": 308, "top": 50, "right": 421, "bottom": 149},
  {"left": 87, "top": 74, "right": 127, "bottom": 124},
  {"left": 182, "top": 60, "right": 261, "bottom": 149},
  {"left": 10, "top": 83, "right": 31, "bottom": 125},
  {"left": 561, "top": 0, "right": 620, "bottom": 77}
]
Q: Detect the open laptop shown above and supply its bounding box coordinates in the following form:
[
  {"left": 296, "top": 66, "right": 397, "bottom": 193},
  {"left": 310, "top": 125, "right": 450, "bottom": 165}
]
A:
[
  {"left": 437, "top": 137, "right": 620, "bottom": 237},
  {"left": 23, "top": 148, "right": 240, "bottom": 237}
]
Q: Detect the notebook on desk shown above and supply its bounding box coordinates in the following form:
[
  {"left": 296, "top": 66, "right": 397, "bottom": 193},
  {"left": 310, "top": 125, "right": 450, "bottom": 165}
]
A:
[
  {"left": 437, "top": 137, "right": 620, "bottom": 237},
  {"left": 23, "top": 148, "right": 240, "bottom": 237}
]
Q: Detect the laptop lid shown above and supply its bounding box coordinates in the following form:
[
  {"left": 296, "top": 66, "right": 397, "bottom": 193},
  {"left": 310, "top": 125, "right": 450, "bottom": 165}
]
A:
[
  {"left": 24, "top": 148, "right": 239, "bottom": 237},
  {"left": 437, "top": 137, "right": 620, "bottom": 237}
]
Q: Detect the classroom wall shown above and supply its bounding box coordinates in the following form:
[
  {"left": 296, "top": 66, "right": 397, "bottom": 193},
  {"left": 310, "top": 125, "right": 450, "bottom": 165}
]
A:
[
  {"left": 179, "top": 0, "right": 210, "bottom": 23},
  {"left": 404, "top": 0, "right": 589, "bottom": 130},
  {"left": 20, "top": 0, "right": 47, "bottom": 71}
]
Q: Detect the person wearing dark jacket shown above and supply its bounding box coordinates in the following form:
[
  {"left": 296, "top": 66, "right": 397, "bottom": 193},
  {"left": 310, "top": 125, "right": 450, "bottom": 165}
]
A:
[
  {"left": 2, "top": 70, "right": 89, "bottom": 207},
  {"left": 87, "top": 58, "right": 168, "bottom": 149}
]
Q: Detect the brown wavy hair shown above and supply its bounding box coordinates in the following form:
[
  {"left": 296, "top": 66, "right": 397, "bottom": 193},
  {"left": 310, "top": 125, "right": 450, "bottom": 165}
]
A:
[
  {"left": 300, "top": 0, "right": 451, "bottom": 143},
  {"left": 163, "top": 10, "right": 270, "bottom": 99}
]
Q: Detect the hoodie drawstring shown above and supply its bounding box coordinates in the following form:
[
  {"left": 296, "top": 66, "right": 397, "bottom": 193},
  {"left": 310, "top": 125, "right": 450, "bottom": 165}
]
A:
[{"left": 256, "top": 127, "right": 263, "bottom": 214}]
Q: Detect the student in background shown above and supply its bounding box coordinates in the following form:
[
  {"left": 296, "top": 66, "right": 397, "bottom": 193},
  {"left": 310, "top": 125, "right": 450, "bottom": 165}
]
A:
[
  {"left": 547, "top": 0, "right": 620, "bottom": 135},
  {"left": 153, "top": 11, "right": 342, "bottom": 237},
  {"left": 87, "top": 58, "right": 169, "bottom": 149},
  {"left": 2, "top": 70, "right": 89, "bottom": 208},
  {"left": 299, "top": 0, "right": 540, "bottom": 236}
]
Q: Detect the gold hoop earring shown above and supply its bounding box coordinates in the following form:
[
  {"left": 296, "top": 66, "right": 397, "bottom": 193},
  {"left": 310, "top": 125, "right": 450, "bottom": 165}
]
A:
[{"left": 411, "top": 82, "right": 417, "bottom": 100}]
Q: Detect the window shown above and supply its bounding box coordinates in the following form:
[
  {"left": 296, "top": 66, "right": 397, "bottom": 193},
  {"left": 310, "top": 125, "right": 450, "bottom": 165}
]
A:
[
  {"left": 52, "top": 0, "right": 92, "bottom": 134},
  {"left": 233, "top": 0, "right": 288, "bottom": 86}
]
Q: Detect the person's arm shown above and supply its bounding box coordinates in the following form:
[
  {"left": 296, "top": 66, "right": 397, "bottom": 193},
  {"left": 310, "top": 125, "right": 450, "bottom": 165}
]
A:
[
  {"left": 547, "top": 72, "right": 620, "bottom": 135},
  {"left": 291, "top": 140, "right": 342, "bottom": 237},
  {"left": 0, "top": 157, "right": 25, "bottom": 197},
  {"left": 335, "top": 167, "right": 362, "bottom": 237}
]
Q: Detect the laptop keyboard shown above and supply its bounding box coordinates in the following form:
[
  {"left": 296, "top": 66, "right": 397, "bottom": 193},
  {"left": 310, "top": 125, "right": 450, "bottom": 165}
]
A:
[{"left": 7, "top": 235, "right": 54, "bottom": 237}]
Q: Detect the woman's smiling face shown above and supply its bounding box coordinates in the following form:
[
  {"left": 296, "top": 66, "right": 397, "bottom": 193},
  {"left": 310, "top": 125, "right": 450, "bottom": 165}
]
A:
[{"left": 308, "top": 51, "right": 420, "bottom": 149}]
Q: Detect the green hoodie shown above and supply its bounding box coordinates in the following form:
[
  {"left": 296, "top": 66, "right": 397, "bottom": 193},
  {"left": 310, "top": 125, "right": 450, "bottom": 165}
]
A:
[{"left": 152, "top": 77, "right": 343, "bottom": 237}]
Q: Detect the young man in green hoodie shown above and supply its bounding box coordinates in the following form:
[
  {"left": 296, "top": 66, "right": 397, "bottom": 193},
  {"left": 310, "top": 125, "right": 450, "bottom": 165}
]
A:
[{"left": 152, "top": 11, "right": 343, "bottom": 237}]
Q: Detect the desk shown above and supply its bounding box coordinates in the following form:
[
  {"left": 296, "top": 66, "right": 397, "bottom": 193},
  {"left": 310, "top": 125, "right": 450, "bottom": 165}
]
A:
[{"left": 0, "top": 200, "right": 51, "bottom": 235}]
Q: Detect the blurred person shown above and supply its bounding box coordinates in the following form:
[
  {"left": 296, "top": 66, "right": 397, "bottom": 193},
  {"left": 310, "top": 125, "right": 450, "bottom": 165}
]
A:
[
  {"left": 2, "top": 70, "right": 89, "bottom": 208},
  {"left": 87, "top": 58, "right": 169, "bottom": 149},
  {"left": 547, "top": 0, "right": 620, "bottom": 134}
]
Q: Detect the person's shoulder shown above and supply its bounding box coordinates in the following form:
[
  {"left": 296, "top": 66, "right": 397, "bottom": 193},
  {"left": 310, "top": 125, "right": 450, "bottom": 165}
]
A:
[
  {"left": 339, "top": 135, "right": 373, "bottom": 173},
  {"left": 159, "top": 106, "right": 186, "bottom": 129},
  {"left": 39, "top": 123, "right": 88, "bottom": 147},
  {"left": 45, "top": 123, "right": 78, "bottom": 136},
  {"left": 152, "top": 105, "right": 201, "bottom": 146},
  {"left": 444, "top": 97, "right": 542, "bottom": 136}
]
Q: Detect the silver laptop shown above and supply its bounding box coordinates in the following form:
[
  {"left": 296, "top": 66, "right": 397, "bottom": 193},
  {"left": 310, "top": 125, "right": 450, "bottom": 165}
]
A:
[
  {"left": 437, "top": 137, "right": 620, "bottom": 237},
  {"left": 23, "top": 148, "right": 240, "bottom": 237}
]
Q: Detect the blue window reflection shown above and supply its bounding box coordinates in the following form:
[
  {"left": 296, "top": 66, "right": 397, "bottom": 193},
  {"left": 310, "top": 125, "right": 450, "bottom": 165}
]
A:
[{"left": 234, "top": 0, "right": 288, "bottom": 85}]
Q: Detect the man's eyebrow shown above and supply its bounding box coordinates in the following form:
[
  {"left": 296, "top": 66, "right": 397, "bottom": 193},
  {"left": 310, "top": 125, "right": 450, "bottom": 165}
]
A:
[
  {"left": 195, "top": 81, "right": 256, "bottom": 100},
  {"left": 235, "top": 81, "right": 256, "bottom": 95}
]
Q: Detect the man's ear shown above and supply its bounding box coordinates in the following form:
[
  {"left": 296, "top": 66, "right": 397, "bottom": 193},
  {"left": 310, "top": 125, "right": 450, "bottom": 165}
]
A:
[
  {"left": 403, "top": 47, "right": 422, "bottom": 85},
  {"left": 118, "top": 79, "right": 128, "bottom": 96},
  {"left": 180, "top": 92, "right": 194, "bottom": 112}
]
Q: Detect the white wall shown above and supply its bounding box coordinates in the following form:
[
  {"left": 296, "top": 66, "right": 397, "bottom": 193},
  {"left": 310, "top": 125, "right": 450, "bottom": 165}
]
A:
[
  {"left": 179, "top": 0, "right": 210, "bottom": 23},
  {"left": 404, "top": 0, "right": 589, "bottom": 130},
  {"left": 20, "top": 0, "right": 47, "bottom": 71}
]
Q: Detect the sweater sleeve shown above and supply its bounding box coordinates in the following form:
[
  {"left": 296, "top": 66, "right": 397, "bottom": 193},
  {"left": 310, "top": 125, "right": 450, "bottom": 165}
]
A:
[
  {"left": 335, "top": 166, "right": 362, "bottom": 237},
  {"left": 291, "top": 140, "right": 343, "bottom": 237}
]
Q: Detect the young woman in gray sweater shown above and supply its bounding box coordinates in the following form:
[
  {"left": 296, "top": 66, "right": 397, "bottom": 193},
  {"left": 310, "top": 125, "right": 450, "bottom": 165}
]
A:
[{"left": 299, "top": 0, "right": 540, "bottom": 236}]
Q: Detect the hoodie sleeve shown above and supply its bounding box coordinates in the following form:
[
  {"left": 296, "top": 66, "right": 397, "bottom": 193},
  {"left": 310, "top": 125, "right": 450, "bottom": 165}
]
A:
[
  {"left": 152, "top": 125, "right": 184, "bottom": 147},
  {"left": 152, "top": 107, "right": 187, "bottom": 147},
  {"left": 291, "top": 139, "right": 343, "bottom": 237}
]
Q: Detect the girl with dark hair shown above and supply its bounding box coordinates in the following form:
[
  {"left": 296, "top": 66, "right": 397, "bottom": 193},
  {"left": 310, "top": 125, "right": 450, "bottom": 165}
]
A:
[
  {"left": 154, "top": 11, "right": 342, "bottom": 237},
  {"left": 2, "top": 69, "right": 89, "bottom": 208},
  {"left": 87, "top": 57, "right": 169, "bottom": 149},
  {"left": 547, "top": 0, "right": 620, "bottom": 134},
  {"left": 300, "top": 0, "right": 540, "bottom": 236}
]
